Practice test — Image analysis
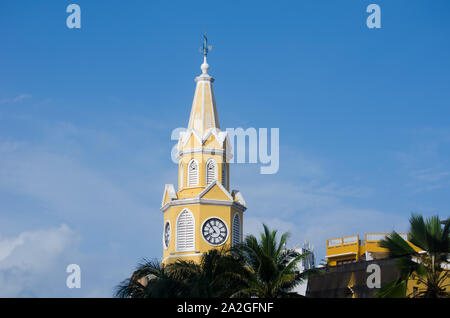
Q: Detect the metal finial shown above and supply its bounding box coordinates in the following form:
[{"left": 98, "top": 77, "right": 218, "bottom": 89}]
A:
[{"left": 201, "top": 33, "right": 212, "bottom": 57}]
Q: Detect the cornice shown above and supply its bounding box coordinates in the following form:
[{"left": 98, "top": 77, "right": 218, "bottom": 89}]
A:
[{"left": 160, "top": 197, "right": 247, "bottom": 213}]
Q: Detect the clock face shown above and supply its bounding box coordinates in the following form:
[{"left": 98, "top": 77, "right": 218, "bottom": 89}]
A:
[
  {"left": 202, "top": 217, "right": 228, "bottom": 246},
  {"left": 163, "top": 222, "right": 171, "bottom": 249}
]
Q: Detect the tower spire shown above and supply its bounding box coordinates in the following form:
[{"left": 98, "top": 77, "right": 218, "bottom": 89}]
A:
[
  {"left": 187, "top": 34, "right": 219, "bottom": 134},
  {"left": 160, "top": 36, "right": 246, "bottom": 265}
]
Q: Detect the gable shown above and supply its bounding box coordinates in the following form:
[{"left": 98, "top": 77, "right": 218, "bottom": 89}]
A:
[
  {"left": 199, "top": 181, "right": 232, "bottom": 201},
  {"left": 180, "top": 132, "right": 203, "bottom": 150},
  {"left": 202, "top": 133, "right": 224, "bottom": 148}
]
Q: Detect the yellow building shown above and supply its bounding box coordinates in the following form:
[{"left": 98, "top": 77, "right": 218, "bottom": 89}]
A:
[
  {"left": 160, "top": 43, "right": 246, "bottom": 265},
  {"left": 305, "top": 233, "right": 449, "bottom": 297},
  {"left": 326, "top": 233, "right": 421, "bottom": 266}
]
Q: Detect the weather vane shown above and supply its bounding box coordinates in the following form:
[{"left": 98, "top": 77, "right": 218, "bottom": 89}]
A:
[{"left": 200, "top": 32, "right": 212, "bottom": 57}]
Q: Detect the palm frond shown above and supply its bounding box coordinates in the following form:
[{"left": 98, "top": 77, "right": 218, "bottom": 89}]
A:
[{"left": 374, "top": 279, "right": 407, "bottom": 298}]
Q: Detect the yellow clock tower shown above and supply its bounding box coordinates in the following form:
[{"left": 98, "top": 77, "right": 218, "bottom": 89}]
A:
[{"left": 160, "top": 37, "right": 247, "bottom": 264}]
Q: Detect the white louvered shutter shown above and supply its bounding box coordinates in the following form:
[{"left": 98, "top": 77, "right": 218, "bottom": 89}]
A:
[
  {"left": 232, "top": 213, "right": 241, "bottom": 247},
  {"left": 176, "top": 210, "right": 195, "bottom": 251},
  {"left": 188, "top": 160, "right": 198, "bottom": 186},
  {"left": 206, "top": 160, "right": 216, "bottom": 185}
]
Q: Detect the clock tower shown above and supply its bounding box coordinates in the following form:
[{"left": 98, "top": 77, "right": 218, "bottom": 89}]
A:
[{"left": 160, "top": 36, "right": 246, "bottom": 264}]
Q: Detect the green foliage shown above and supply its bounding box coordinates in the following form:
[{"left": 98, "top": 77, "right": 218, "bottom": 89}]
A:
[
  {"left": 375, "top": 214, "right": 450, "bottom": 298},
  {"left": 114, "top": 224, "right": 317, "bottom": 298},
  {"left": 114, "top": 259, "right": 187, "bottom": 298},
  {"left": 230, "top": 224, "right": 316, "bottom": 298},
  {"left": 114, "top": 249, "right": 247, "bottom": 298},
  {"left": 375, "top": 279, "right": 407, "bottom": 298},
  {"left": 166, "top": 248, "right": 249, "bottom": 298}
]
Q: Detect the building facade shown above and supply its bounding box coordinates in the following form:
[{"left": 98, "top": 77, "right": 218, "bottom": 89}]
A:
[
  {"left": 325, "top": 233, "right": 420, "bottom": 266},
  {"left": 308, "top": 232, "right": 449, "bottom": 297},
  {"left": 292, "top": 242, "right": 315, "bottom": 296},
  {"left": 307, "top": 257, "right": 401, "bottom": 298},
  {"left": 160, "top": 51, "right": 247, "bottom": 265}
]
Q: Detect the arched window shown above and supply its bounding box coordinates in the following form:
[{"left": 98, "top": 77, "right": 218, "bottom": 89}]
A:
[
  {"left": 176, "top": 209, "right": 195, "bottom": 252},
  {"left": 179, "top": 163, "right": 184, "bottom": 190},
  {"left": 206, "top": 159, "right": 217, "bottom": 185},
  {"left": 188, "top": 159, "right": 199, "bottom": 186},
  {"left": 222, "top": 163, "right": 227, "bottom": 188},
  {"left": 232, "top": 213, "right": 241, "bottom": 247}
]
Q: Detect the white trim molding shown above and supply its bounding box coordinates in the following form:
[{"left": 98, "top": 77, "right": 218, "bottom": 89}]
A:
[
  {"left": 161, "top": 197, "right": 247, "bottom": 213},
  {"left": 177, "top": 128, "right": 232, "bottom": 158},
  {"left": 162, "top": 252, "right": 203, "bottom": 264},
  {"left": 177, "top": 147, "right": 233, "bottom": 162}
]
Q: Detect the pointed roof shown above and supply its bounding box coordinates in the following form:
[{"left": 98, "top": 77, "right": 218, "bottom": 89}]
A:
[
  {"left": 186, "top": 56, "right": 221, "bottom": 136},
  {"left": 198, "top": 180, "right": 233, "bottom": 201},
  {"left": 161, "top": 184, "right": 177, "bottom": 207}
]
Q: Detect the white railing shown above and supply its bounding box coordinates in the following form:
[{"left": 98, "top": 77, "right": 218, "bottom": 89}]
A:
[
  {"left": 366, "top": 233, "right": 409, "bottom": 241},
  {"left": 366, "top": 233, "right": 386, "bottom": 241},
  {"left": 399, "top": 233, "right": 408, "bottom": 240},
  {"left": 343, "top": 236, "right": 358, "bottom": 244},
  {"left": 327, "top": 238, "right": 342, "bottom": 247}
]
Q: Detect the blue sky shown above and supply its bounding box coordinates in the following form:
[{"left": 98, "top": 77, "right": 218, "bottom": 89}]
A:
[{"left": 0, "top": 0, "right": 449, "bottom": 297}]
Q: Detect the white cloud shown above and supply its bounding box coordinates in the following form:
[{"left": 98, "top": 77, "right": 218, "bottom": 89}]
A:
[
  {"left": 0, "top": 94, "right": 32, "bottom": 104},
  {"left": 12, "top": 94, "right": 32, "bottom": 103},
  {"left": 0, "top": 111, "right": 442, "bottom": 296},
  {"left": 0, "top": 224, "right": 81, "bottom": 297},
  {"left": 0, "top": 126, "right": 167, "bottom": 297},
  {"left": 394, "top": 128, "right": 450, "bottom": 193}
]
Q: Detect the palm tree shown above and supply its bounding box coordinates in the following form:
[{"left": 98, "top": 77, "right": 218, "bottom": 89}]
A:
[
  {"left": 114, "top": 259, "right": 186, "bottom": 298},
  {"left": 167, "top": 248, "right": 248, "bottom": 298},
  {"left": 114, "top": 249, "right": 247, "bottom": 298},
  {"left": 232, "top": 224, "right": 314, "bottom": 298},
  {"left": 115, "top": 225, "right": 316, "bottom": 298},
  {"left": 376, "top": 214, "right": 450, "bottom": 298}
]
